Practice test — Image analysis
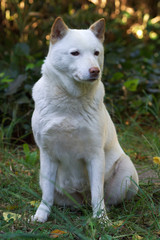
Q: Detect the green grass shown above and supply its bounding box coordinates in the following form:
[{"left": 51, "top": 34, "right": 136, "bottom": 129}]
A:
[{"left": 0, "top": 123, "right": 160, "bottom": 240}]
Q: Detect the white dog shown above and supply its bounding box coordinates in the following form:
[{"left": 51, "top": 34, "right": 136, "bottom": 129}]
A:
[{"left": 31, "top": 17, "right": 139, "bottom": 223}]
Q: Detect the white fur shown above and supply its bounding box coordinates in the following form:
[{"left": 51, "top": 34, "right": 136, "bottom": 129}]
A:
[{"left": 31, "top": 19, "right": 139, "bottom": 223}]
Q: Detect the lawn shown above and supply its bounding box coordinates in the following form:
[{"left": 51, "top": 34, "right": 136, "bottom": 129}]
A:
[{"left": 0, "top": 122, "right": 159, "bottom": 240}]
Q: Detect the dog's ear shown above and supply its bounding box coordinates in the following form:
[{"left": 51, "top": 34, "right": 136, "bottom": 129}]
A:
[
  {"left": 90, "top": 18, "right": 105, "bottom": 42},
  {"left": 50, "top": 17, "right": 68, "bottom": 43}
]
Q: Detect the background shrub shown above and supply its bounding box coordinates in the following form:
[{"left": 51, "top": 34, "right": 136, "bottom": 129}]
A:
[{"left": 0, "top": 0, "right": 160, "bottom": 143}]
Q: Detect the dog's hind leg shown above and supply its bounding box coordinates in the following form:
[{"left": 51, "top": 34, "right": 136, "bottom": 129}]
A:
[
  {"left": 32, "top": 148, "right": 58, "bottom": 223},
  {"left": 104, "top": 154, "right": 139, "bottom": 206}
]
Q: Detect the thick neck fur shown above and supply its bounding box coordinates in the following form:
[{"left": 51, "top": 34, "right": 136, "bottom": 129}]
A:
[
  {"left": 35, "top": 61, "right": 105, "bottom": 116},
  {"left": 42, "top": 58, "right": 100, "bottom": 99}
]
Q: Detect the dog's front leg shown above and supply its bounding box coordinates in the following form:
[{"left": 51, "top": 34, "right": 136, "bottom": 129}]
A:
[
  {"left": 32, "top": 149, "right": 58, "bottom": 223},
  {"left": 87, "top": 151, "right": 108, "bottom": 221}
]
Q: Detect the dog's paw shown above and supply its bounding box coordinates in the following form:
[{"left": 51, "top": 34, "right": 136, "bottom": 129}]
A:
[
  {"left": 31, "top": 204, "right": 50, "bottom": 223},
  {"left": 31, "top": 214, "right": 48, "bottom": 223},
  {"left": 98, "top": 215, "right": 112, "bottom": 226},
  {"left": 93, "top": 210, "right": 112, "bottom": 226}
]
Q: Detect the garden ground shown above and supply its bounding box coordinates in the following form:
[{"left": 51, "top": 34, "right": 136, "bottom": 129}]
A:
[{"left": 0, "top": 122, "right": 159, "bottom": 240}]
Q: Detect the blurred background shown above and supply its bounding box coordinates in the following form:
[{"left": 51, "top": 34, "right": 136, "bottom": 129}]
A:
[{"left": 0, "top": 0, "right": 160, "bottom": 144}]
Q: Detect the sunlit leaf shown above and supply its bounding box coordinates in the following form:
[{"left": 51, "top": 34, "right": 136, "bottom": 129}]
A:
[
  {"left": 0, "top": 72, "right": 5, "bottom": 78},
  {"left": 25, "top": 63, "right": 35, "bottom": 71},
  {"left": 124, "top": 78, "right": 139, "bottom": 91}
]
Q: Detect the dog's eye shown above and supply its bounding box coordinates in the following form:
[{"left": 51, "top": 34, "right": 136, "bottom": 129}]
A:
[
  {"left": 71, "top": 51, "right": 80, "bottom": 56},
  {"left": 94, "top": 51, "right": 99, "bottom": 56}
]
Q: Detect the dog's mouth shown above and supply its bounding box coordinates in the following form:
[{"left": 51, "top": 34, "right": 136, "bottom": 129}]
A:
[
  {"left": 73, "top": 74, "right": 99, "bottom": 83},
  {"left": 80, "top": 78, "right": 98, "bottom": 83},
  {"left": 86, "top": 77, "right": 98, "bottom": 82}
]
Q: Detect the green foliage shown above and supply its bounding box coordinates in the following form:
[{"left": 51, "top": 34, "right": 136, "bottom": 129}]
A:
[
  {"left": 103, "top": 39, "right": 160, "bottom": 121},
  {"left": 23, "top": 143, "right": 38, "bottom": 165},
  {"left": 0, "top": 0, "right": 160, "bottom": 142},
  {"left": 0, "top": 42, "right": 42, "bottom": 142}
]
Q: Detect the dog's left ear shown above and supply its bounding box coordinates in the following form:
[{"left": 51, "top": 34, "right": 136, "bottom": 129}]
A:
[
  {"left": 90, "top": 18, "right": 105, "bottom": 42},
  {"left": 50, "top": 17, "right": 68, "bottom": 43}
]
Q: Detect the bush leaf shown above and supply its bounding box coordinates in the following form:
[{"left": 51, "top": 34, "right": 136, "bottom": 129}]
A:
[{"left": 124, "top": 78, "right": 139, "bottom": 91}]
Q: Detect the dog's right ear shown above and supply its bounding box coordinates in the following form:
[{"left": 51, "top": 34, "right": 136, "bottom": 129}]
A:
[{"left": 50, "top": 17, "right": 68, "bottom": 43}]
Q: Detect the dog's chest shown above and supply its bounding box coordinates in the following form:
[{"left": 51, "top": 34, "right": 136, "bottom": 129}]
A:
[
  {"left": 41, "top": 114, "right": 96, "bottom": 160},
  {"left": 43, "top": 115, "right": 82, "bottom": 135}
]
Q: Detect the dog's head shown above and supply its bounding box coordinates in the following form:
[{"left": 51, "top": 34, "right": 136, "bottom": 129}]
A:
[{"left": 44, "top": 17, "right": 105, "bottom": 84}]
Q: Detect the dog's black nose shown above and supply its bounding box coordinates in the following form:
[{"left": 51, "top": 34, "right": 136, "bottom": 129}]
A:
[{"left": 89, "top": 67, "right": 100, "bottom": 80}]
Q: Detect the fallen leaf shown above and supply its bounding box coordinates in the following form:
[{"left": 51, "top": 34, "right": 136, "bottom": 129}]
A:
[
  {"left": 153, "top": 156, "right": 160, "bottom": 165},
  {"left": 29, "top": 201, "right": 40, "bottom": 208},
  {"left": 3, "top": 212, "right": 21, "bottom": 222},
  {"left": 156, "top": 230, "right": 160, "bottom": 235},
  {"left": 6, "top": 205, "right": 18, "bottom": 210},
  {"left": 24, "top": 170, "right": 32, "bottom": 176},
  {"left": 50, "top": 229, "right": 68, "bottom": 238},
  {"left": 132, "top": 234, "right": 143, "bottom": 240},
  {"left": 112, "top": 220, "right": 124, "bottom": 228}
]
